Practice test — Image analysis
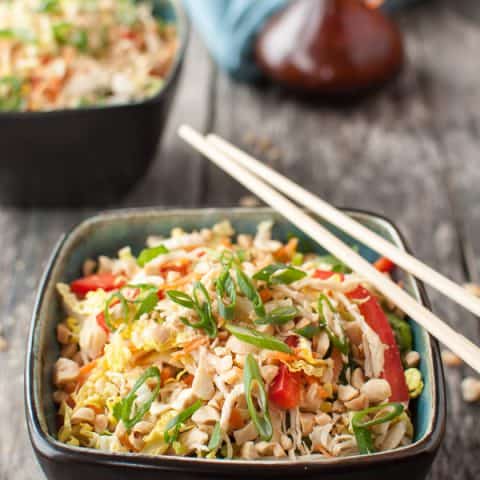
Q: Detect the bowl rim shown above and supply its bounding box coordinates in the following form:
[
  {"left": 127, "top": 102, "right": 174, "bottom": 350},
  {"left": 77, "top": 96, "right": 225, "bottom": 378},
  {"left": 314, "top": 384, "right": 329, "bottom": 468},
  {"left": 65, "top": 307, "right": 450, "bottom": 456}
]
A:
[
  {"left": 0, "top": 0, "right": 190, "bottom": 119},
  {"left": 25, "top": 207, "right": 446, "bottom": 474}
]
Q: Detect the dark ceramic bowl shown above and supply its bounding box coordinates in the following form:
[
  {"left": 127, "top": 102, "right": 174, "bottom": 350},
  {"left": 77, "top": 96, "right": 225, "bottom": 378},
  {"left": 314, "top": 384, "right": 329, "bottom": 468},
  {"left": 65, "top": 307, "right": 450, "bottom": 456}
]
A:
[
  {"left": 0, "top": 0, "right": 188, "bottom": 207},
  {"left": 25, "top": 208, "right": 446, "bottom": 480}
]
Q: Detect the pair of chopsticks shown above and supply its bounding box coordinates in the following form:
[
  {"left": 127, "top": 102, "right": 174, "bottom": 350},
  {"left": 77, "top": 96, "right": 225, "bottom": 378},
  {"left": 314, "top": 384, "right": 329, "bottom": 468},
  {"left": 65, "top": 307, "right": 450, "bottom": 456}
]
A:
[{"left": 178, "top": 125, "right": 480, "bottom": 374}]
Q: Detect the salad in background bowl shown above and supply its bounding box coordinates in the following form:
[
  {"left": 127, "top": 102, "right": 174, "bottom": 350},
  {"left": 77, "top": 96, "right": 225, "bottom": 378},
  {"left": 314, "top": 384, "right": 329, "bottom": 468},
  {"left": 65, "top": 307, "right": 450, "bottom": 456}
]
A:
[{"left": 0, "top": 0, "right": 188, "bottom": 206}]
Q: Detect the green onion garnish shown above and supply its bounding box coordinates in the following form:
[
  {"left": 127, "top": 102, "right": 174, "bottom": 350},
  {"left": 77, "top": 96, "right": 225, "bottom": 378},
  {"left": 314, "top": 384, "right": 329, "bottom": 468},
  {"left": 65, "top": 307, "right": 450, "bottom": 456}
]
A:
[
  {"left": 253, "top": 263, "right": 306, "bottom": 286},
  {"left": 317, "top": 295, "right": 349, "bottom": 355},
  {"left": 0, "top": 76, "right": 24, "bottom": 112},
  {"left": 164, "top": 400, "right": 203, "bottom": 444},
  {"left": 255, "top": 306, "right": 298, "bottom": 326},
  {"left": 208, "top": 421, "right": 222, "bottom": 451},
  {"left": 352, "top": 403, "right": 404, "bottom": 454},
  {"left": 235, "top": 268, "right": 265, "bottom": 317},
  {"left": 167, "top": 282, "right": 217, "bottom": 338},
  {"left": 137, "top": 244, "right": 169, "bottom": 267},
  {"left": 244, "top": 354, "right": 273, "bottom": 441},
  {"left": 225, "top": 324, "right": 292, "bottom": 353},
  {"left": 216, "top": 267, "right": 236, "bottom": 320},
  {"left": 113, "top": 366, "right": 161, "bottom": 431},
  {"left": 104, "top": 284, "right": 159, "bottom": 330}
]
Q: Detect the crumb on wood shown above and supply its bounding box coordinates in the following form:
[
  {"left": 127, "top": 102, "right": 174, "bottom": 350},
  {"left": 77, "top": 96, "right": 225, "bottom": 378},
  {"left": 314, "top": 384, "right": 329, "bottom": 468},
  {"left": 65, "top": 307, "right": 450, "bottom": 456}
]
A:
[
  {"left": 464, "top": 283, "right": 480, "bottom": 297},
  {"left": 0, "top": 335, "right": 8, "bottom": 352},
  {"left": 239, "top": 195, "right": 261, "bottom": 208},
  {"left": 461, "top": 377, "right": 480, "bottom": 403},
  {"left": 242, "top": 131, "right": 283, "bottom": 161},
  {"left": 441, "top": 350, "right": 463, "bottom": 367}
]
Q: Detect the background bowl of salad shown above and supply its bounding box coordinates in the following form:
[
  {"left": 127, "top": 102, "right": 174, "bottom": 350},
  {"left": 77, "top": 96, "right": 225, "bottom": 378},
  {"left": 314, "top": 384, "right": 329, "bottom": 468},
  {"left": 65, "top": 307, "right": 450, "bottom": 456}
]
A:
[{"left": 0, "top": 0, "right": 189, "bottom": 206}]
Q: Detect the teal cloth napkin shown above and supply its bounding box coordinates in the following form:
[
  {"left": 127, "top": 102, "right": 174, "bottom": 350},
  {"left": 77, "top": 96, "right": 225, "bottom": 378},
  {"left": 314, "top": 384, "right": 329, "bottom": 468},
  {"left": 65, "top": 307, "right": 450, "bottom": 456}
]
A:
[{"left": 182, "top": 0, "right": 421, "bottom": 81}]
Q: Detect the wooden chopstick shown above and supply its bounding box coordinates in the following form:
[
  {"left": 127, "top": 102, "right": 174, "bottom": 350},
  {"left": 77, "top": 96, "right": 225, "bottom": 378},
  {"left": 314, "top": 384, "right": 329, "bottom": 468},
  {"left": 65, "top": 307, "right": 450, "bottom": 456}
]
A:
[
  {"left": 178, "top": 124, "right": 480, "bottom": 374},
  {"left": 207, "top": 133, "right": 480, "bottom": 320}
]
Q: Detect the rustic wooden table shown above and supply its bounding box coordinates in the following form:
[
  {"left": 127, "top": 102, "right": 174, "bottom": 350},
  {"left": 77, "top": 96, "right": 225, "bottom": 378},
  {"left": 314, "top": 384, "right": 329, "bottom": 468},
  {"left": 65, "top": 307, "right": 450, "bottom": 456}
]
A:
[{"left": 1, "top": 1, "right": 480, "bottom": 478}]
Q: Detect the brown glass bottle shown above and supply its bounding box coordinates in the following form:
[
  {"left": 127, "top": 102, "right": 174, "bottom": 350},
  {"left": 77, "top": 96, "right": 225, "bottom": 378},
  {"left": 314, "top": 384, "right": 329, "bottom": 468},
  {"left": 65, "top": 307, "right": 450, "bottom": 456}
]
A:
[{"left": 255, "top": 0, "right": 404, "bottom": 96}]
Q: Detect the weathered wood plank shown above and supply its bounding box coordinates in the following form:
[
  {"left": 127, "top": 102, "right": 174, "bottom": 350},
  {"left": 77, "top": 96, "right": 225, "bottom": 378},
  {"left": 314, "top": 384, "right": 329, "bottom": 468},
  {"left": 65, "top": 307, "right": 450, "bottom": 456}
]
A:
[{"left": 1, "top": 2, "right": 480, "bottom": 479}]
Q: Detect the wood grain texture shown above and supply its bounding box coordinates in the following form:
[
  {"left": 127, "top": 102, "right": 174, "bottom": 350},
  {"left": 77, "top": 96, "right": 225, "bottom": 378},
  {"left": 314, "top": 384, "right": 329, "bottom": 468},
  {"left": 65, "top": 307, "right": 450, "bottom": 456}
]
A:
[{"left": 1, "top": 2, "right": 480, "bottom": 479}]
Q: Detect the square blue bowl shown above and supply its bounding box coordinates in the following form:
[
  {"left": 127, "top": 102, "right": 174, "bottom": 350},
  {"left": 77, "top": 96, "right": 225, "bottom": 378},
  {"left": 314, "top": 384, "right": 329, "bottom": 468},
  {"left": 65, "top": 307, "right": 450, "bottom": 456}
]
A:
[{"left": 25, "top": 207, "right": 446, "bottom": 480}]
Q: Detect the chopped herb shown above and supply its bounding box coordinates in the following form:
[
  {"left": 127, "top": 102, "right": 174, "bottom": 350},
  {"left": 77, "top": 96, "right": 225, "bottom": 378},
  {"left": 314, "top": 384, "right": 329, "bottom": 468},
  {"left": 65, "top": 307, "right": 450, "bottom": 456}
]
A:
[
  {"left": 244, "top": 354, "right": 273, "bottom": 441},
  {"left": 137, "top": 244, "right": 169, "bottom": 267},
  {"left": 225, "top": 324, "right": 292, "bottom": 354},
  {"left": 113, "top": 366, "right": 161, "bottom": 431}
]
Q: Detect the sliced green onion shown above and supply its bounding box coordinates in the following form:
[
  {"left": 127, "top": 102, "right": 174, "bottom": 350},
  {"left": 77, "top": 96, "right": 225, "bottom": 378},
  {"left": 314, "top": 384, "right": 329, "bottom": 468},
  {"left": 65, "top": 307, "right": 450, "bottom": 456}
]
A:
[
  {"left": 104, "top": 291, "right": 129, "bottom": 331},
  {"left": 168, "top": 283, "right": 217, "bottom": 338},
  {"left": 291, "top": 252, "right": 304, "bottom": 266},
  {"left": 235, "top": 268, "right": 265, "bottom": 317},
  {"left": 208, "top": 421, "right": 222, "bottom": 451},
  {"left": 295, "top": 324, "right": 322, "bottom": 339},
  {"left": 37, "top": 0, "right": 60, "bottom": 13},
  {"left": 164, "top": 400, "right": 203, "bottom": 444},
  {"left": 216, "top": 267, "right": 237, "bottom": 320},
  {"left": 317, "top": 248, "right": 358, "bottom": 274},
  {"left": 134, "top": 288, "right": 159, "bottom": 319},
  {"left": 318, "top": 295, "right": 349, "bottom": 355},
  {"left": 352, "top": 402, "right": 404, "bottom": 454},
  {"left": 244, "top": 354, "right": 273, "bottom": 441},
  {"left": 386, "top": 312, "right": 413, "bottom": 353},
  {"left": 0, "top": 76, "right": 23, "bottom": 112},
  {"left": 137, "top": 244, "right": 169, "bottom": 267},
  {"left": 226, "top": 324, "right": 292, "bottom": 353},
  {"left": 255, "top": 306, "right": 298, "bottom": 326},
  {"left": 166, "top": 290, "right": 195, "bottom": 309},
  {"left": 113, "top": 366, "right": 161, "bottom": 431},
  {"left": 253, "top": 263, "right": 306, "bottom": 286}
]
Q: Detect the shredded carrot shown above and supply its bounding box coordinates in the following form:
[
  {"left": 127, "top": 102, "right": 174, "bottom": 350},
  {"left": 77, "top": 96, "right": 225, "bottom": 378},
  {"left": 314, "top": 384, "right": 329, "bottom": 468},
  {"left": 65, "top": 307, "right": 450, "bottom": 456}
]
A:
[
  {"left": 183, "top": 337, "right": 208, "bottom": 354},
  {"left": 259, "top": 287, "right": 273, "bottom": 302},
  {"left": 274, "top": 237, "right": 298, "bottom": 262},
  {"left": 160, "top": 272, "right": 197, "bottom": 291},
  {"left": 229, "top": 407, "right": 245, "bottom": 430},
  {"left": 160, "top": 258, "right": 191, "bottom": 277},
  {"left": 331, "top": 348, "right": 344, "bottom": 383},
  {"left": 170, "top": 337, "right": 208, "bottom": 361},
  {"left": 267, "top": 352, "right": 298, "bottom": 363},
  {"left": 313, "top": 444, "right": 333, "bottom": 457},
  {"left": 76, "top": 360, "right": 97, "bottom": 387},
  {"left": 182, "top": 374, "right": 194, "bottom": 387},
  {"left": 161, "top": 365, "right": 176, "bottom": 385}
]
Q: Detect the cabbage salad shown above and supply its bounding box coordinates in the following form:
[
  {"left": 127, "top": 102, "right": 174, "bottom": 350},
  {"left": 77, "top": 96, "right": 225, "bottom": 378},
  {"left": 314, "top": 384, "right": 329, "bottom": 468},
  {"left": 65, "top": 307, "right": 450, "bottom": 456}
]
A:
[{"left": 53, "top": 221, "right": 424, "bottom": 459}]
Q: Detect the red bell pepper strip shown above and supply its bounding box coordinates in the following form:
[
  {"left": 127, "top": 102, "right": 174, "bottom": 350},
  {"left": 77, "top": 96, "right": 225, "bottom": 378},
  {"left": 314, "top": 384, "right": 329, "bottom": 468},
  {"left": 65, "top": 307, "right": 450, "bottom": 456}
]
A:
[
  {"left": 373, "top": 257, "right": 395, "bottom": 273},
  {"left": 268, "top": 364, "right": 301, "bottom": 409},
  {"left": 71, "top": 273, "right": 125, "bottom": 296},
  {"left": 347, "top": 286, "right": 409, "bottom": 403},
  {"left": 313, "top": 269, "right": 344, "bottom": 281}
]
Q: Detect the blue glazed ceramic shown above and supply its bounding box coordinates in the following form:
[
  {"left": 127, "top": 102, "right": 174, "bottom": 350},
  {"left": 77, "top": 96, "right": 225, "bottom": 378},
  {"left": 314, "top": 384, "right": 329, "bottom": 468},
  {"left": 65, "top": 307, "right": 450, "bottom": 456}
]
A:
[{"left": 25, "top": 208, "right": 446, "bottom": 480}]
